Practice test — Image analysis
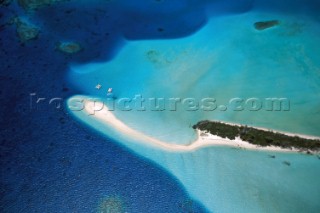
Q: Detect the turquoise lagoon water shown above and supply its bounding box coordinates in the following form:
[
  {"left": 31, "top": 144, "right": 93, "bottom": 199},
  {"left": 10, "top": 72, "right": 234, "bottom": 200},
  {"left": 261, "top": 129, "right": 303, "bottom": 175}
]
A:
[{"left": 67, "top": 11, "right": 320, "bottom": 213}]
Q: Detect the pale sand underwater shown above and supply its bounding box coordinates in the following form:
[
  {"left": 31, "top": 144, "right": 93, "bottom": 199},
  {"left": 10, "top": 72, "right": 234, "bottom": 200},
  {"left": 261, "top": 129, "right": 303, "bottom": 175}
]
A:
[
  {"left": 67, "top": 10, "right": 320, "bottom": 213},
  {"left": 68, "top": 96, "right": 320, "bottom": 213},
  {"left": 69, "top": 97, "right": 319, "bottom": 153}
]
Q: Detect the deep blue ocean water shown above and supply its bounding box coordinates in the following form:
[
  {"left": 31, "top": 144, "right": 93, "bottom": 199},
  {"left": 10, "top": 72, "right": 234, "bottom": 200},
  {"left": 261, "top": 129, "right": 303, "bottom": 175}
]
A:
[
  {"left": 0, "top": 1, "right": 216, "bottom": 212},
  {"left": 1, "top": 0, "right": 320, "bottom": 212}
]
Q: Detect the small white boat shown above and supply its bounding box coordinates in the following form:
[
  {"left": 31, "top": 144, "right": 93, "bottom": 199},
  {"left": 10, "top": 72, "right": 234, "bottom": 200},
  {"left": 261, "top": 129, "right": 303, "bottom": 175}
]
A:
[
  {"left": 95, "top": 84, "right": 102, "bottom": 90},
  {"left": 108, "top": 88, "right": 113, "bottom": 93}
]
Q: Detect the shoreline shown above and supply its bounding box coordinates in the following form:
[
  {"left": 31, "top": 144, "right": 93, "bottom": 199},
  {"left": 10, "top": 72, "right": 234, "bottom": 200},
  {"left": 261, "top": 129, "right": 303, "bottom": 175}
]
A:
[
  {"left": 71, "top": 98, "right": 319, "bottom": 154},
  {"left": 196, "top": 131, "right": 301, "bottom": 153},
  {"left": 210, "top": 120, "right": 320, "bottom": 141}
]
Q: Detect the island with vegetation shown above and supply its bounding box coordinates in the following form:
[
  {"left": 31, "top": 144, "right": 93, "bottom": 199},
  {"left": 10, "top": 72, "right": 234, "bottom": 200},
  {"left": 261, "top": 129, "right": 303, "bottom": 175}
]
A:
[{"left": 193, "top": 120, "right": 320, "bottom": 154}]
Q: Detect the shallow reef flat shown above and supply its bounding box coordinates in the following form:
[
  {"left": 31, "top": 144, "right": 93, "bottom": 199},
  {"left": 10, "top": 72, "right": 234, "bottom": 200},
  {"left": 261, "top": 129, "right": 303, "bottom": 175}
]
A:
[{"left": 67, "top": 9, "right": 320, "bottom": 212}]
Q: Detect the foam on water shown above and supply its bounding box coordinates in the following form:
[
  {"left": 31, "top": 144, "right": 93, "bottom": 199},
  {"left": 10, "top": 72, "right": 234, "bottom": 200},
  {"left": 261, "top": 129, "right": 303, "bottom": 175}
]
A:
[{"left": 67, "top": 11, "right": 320, "bottom": 212}]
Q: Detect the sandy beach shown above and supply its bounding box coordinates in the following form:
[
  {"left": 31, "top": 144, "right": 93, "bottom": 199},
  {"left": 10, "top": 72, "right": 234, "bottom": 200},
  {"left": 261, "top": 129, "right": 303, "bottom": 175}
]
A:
[{"left": 74, "top": 98, "right": 319, "bottom": 153}]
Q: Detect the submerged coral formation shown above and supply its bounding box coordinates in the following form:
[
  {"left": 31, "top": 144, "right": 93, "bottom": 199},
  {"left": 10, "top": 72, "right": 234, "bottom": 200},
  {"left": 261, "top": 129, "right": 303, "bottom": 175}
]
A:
[
  {"left": 0, "top": 0, "right": 12, "bottom": 6},
  {"left": 12, "top": 17, "right": 39, "bottom": 42},
  {"left": 98, "top": 197, "right": 126, "bottom": 213},
  {"left": 254, "top": 20, "right": 280, "bottom": 30},
  {"left": 57, "top": 41, "right": 82, "bottom": 54},
  {"left": 17, "top": 0, "right": 68, "bottom": 10}
]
